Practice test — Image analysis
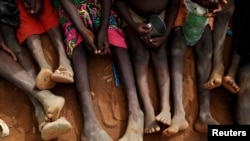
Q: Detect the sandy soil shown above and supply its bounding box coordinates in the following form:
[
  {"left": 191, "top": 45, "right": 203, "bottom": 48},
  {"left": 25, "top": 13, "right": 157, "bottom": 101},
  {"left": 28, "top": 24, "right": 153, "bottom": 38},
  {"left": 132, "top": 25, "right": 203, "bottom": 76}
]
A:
[{"left": 0, "top": 34, "right": 236, "bottom": 141}]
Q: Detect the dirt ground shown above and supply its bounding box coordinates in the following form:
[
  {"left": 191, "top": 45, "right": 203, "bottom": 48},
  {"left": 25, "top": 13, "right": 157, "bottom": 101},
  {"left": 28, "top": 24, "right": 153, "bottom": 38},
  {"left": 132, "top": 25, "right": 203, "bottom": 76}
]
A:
[{"left": 0, "top": 33, "right": 236, "bottom": 141}]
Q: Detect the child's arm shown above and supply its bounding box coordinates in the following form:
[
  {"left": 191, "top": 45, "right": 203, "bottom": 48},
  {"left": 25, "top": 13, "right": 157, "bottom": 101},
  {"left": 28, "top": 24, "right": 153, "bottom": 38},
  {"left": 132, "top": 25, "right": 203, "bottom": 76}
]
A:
[
  {"left": 0, "top": 33, "right": 17, "bottom": 61},
  {"left": 115, "top": 0, "right": 152, "bottom": 37},
  {"left": 115, "top": 0, "right": 136, "bottom": 30},
  {"left": 163, "top": 0, "right": 180, "bottom": 40},
  {"left": 100, "top": 0, "right": 111, "bottom": 31},
  {"left": 96, "top": 0, "right": 111, "bottom": 54},
  {"left": 59, "top": 0, "right": 98, "bottom": 54}
]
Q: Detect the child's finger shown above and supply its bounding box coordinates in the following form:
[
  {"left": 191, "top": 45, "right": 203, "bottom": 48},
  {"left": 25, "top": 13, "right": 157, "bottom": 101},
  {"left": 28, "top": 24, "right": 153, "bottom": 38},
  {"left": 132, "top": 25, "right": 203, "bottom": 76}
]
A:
[
  {"left": 4, "top": 48, "right": 17, "bottom": 61},
  {"left": 8, "top": 51, "right": 17, "bottom": 61},
  {"left": 0, "top": 42, "right": 17, "bottom": 61}
]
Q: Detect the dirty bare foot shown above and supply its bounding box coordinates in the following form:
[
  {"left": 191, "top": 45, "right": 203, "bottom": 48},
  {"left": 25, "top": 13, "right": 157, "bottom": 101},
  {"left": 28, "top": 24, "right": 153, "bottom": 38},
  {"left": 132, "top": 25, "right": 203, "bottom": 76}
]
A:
[
  {"left": 36, "top": 69, "right": 56, "bottom": 90},
  {"left": 144, "top": 114, "right": 161, "bottom": 133},
  {"left": 156, "top": 110, "right": 171, "bottom": 126},
  {"left": 51, "top": 68, "right": 74, "bottom": 83},
  {"left": 194, "top": 112, "right": 219, "bottom": 133},
  {"left": 40, "top": 117, "right": 72, "bottom": 141},
  {"left": 204, "top": 73, "right": 222, "bottom": 90},
  {"left": 222, "top": 76, "right": 240, "bottom": 93},
  {"left": 81, "top": 122, "right": 113, "bottom": 141},
  {"left": 118, "top": 110, "right": 144, "bottom": 141},
  {"left": 39, "top": 90, "right": 65, "bottom": 121},
  {"left": 162, "top": 115, "right": 189, "bottom": 137}
]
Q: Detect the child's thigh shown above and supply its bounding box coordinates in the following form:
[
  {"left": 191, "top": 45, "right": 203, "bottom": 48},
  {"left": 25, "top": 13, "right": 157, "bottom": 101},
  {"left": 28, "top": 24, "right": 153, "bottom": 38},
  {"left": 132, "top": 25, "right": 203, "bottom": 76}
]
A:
[
  {"left": 170, "top": 27, "right": 187, "bottom": 55},
  {"left": 195, "top": 27, "right": 213, "bottom": 57}
]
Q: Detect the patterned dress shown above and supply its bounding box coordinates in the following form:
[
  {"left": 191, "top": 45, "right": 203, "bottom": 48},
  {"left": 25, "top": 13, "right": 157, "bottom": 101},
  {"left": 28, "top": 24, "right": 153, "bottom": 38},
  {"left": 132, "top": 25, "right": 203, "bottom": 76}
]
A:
[{"left": 53, "top": 0, "right": 126, "bottom": 57}]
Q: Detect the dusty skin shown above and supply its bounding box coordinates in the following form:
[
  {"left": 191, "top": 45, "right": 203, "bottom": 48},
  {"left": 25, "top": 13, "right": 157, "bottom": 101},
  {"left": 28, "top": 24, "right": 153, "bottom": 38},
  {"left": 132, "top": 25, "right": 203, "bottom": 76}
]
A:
[
  {"left": 39, "top": 90, "right": 65, "bottom": 121},
  {"left": 36, "top": 69, "right": 56, "bottom": 90},
  {"left": 204, "top": 74, "right": 223, "bottom": 90},
  {"left": 204, "top": 0, "right": 234, "bottom": 90},
  {"left": 162, "top": 116, "right": 189, "bottom": 137},
  {"left": 0, "top": 34, "right": 235, "bottom": 141},
  {"left": 222, "top": 76, "right": 240, "bottom": 93},
  {"left": 51, "top": 68, "right": 74, "bottom": 83}
]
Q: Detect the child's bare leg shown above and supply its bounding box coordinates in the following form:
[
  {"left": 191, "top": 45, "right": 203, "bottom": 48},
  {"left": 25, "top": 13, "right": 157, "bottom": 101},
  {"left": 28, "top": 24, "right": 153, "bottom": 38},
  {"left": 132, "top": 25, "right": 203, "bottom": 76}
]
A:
[
  {"left": 25, "top": 35, "right": 56, "bottom": 90},
  {"left": 151, "top": 42, "right": 171, "bottom": 126},
  {"left": 204, "top": 0, "right": 234, "bottom": 89},
  {"left": 194, "top": 27, "right": 219, "bottom": 133},
  {"left": 1, "top": 24, "right": 62, "bottom": 118},
  {"left": 0, "top": 24, "right": 69, "bottom": 139},
  {"left": 35, "top": 90, "right": 65, "bottom": 121},
  {"left": 29, "top": 90, "right": 69, "bottom": 140},
  {"left": 236, "top": 63, "right": 250, "bottom": 124},
  {"left": 0, "top": 51, "right": 64, "bottom": 121},
  {"left": 223, "top": 50, "right": 240, "bottom": 93},
  {"left": 110, "top": 47, "right": 144, "bottom": 141},
  {"left": 28, "top": 95, "right": 71, "bottom": 140},
  {"left": 47, "top": 26, "right": 74, "bottom": 83},
  {"left": 71, "top": 45, "right": 112, "bottom": 141},
  {"left": 163, "top": 28, "right": 189, "bottom": 137},
  {"left": 125, "top": 28, "right": 160, "bottom": 134},
  {"left": 1, "top": 28, "right": 68, "bottom": 138},
  {"left": 0, "top": 23, "right": 37, "bottom": 78}
]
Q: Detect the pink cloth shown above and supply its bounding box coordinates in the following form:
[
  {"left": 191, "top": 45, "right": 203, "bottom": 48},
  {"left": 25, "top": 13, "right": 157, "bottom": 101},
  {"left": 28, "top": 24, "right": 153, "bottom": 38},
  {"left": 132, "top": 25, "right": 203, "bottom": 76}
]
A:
[{"left": 108, "top": 28, "right": 127, "bottom": 48}]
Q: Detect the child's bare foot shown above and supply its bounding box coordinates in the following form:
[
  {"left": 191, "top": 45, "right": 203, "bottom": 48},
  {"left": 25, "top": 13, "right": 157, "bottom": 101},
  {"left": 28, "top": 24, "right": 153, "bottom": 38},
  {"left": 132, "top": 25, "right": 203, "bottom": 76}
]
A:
[
  {"left": 156, "top": 110, "right": 171, "bottom": 126},
  {"left": 40, "top": 117, "right": 72, "bottom": 141},
  {"left": 194, "top": 113, "right": 219, "bottom": 133},
  {"left": 81, "top": 122, "right": 113, "bottom": 141},
  {"left": 118, "top": 110, "right": 144, "bottom": 141},
  {"left": 51, "top": 68, "right": 74, "bottom": 83},
  {"left": 144, "top": 115, "right": 161, "bottom": 133},
  {"left": 204, "top": 73, "right": 222, "bottom": 89},
  {"left": 36, "top": 69, "right": 56, "bottom": 90},
  {"left": 162, "top": 115, "right": 189, "bottom": 137},
  {"left": 222, "top": 76, "right": 240, "bottom": 93},
  {"left": 39, "top": 90, "right": 65, "bottom": 121}
]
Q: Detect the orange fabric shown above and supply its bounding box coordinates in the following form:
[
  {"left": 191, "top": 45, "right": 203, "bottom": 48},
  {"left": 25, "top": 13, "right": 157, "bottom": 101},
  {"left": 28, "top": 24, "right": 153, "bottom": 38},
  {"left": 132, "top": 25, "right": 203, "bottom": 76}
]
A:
[
  {"left": 16, "top": 0, "right": 59, "bottom": 43},
  {"left": 174, "top": 0, "right": 187, "bottom": 27},
  {"left": 174, "top": 0, "right": 214, "bottom": 29}
]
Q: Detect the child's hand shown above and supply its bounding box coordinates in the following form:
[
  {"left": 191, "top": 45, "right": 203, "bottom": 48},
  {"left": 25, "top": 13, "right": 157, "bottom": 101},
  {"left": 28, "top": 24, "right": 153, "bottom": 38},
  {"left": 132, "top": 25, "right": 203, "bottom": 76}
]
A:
[
  {"left": 136, "top": 23, "right": 157, "bottom": 46},
  {"left": 135, "top": 23, "right": 152, "bottom": 37},
  {"left": 0, "top": 41, "right": 17, "bottom": 61},
  {"left": 220, "top": 0, "right": 227, "bottom": 4},
  {"left": 96, "top": 29, "right": 110, "bottom": 55},
  {"left": 205, "top": 0, "right": 228, "bottom": 17},
  {"left": 143, "top": 35, "right": 166, "bottom": 48},
  {"left": 83, "top": 29, "right": 98, "bottom": 54},
  {"left": 21, "top": 0, "right": 43, "bottom": 15}
]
